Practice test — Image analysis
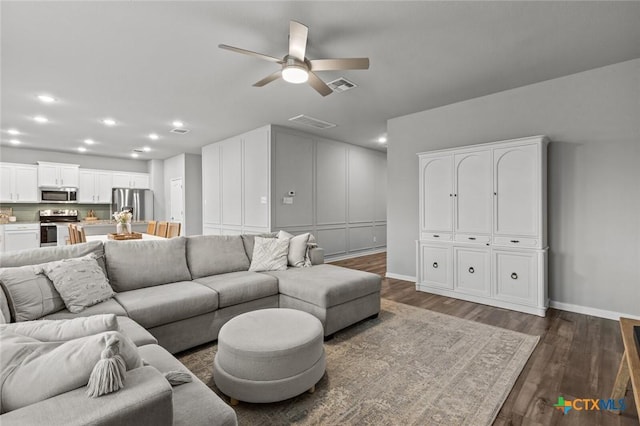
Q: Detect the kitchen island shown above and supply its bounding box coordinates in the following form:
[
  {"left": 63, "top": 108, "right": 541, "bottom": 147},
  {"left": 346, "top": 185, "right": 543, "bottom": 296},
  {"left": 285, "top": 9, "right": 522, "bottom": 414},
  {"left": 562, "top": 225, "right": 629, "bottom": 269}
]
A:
[{"left": 56, "top": 221, "right": 149, "bottom": 245}]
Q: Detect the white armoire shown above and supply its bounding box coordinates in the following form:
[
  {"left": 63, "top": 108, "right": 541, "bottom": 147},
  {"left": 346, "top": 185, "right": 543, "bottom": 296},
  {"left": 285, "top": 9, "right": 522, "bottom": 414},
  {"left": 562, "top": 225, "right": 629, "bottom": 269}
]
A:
[{"left": 416, "top": 136, "right": 548, "bottom": 316}]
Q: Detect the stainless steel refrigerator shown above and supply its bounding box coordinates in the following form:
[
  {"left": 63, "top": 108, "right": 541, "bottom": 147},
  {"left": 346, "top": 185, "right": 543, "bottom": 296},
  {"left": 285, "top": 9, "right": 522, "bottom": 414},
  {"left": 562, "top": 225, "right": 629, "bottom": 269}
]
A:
[{"left": 112, "top": 188, "right": 154, "bottom": 221}]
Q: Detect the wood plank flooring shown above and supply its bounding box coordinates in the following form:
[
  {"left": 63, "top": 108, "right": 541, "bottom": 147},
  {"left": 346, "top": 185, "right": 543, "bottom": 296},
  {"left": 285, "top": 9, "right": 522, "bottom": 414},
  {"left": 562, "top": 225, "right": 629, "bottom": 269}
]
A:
[{"left": 330, "top": 252, "right": 639, "bottom": 425}]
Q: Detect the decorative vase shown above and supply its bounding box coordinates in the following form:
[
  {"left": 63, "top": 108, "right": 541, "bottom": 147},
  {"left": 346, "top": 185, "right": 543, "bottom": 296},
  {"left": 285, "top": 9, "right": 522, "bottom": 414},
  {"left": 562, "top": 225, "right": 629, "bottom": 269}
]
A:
[{"left": 116, "top": 223, "right": 131, "bottom": 234}]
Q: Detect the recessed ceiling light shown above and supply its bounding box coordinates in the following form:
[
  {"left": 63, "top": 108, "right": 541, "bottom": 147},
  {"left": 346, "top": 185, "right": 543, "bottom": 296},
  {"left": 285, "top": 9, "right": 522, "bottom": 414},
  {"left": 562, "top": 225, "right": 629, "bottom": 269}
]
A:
[
  {"left": 378, "top": 136, "right": 387, "bottom": 144},
  {"left": 142, "top": 146, "right": 151, "bottom": 152},
  {"left": 8, "top": 129, "right": 20, "bottom": 135},
  {"left": 84, "top": 138, "right": 95, "bottom": 145},
  {"left": 9, "top": 139, "right": 21, "bottom": 145},
  {"left": 33, "top": 116, "right": 48, "bottom": 123},
  {"left": 148, "top": 133, "right": 159, "bottom": 140},
  {"left": 172, "top": 120, "right": 184, "bottom": 128},
  {"left": 131, "top": 152, "right": 139, "bottom": 158},
  {"left": 102, "top": 118, "right": 116, "bottom": 126},
  {"left": 37, "top": 94, "right": 56, "bottom": 103},
  {"left": 78, "top": 146, "right": 87, "bottom": 152}
]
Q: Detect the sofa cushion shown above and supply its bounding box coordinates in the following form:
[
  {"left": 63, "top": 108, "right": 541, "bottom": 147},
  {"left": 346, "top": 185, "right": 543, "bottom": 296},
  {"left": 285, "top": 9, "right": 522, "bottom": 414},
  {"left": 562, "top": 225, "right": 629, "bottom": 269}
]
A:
[
  {"left": 139, "top": 344, "right": 238, "bottom": 426},
  {"left": 264, "top": 264, "right": 382, "bottom": 308},
  {"left": 186, "top": 235, "right": 250, "bottom": 278},
  {"left": 114, "top": 281, "right": 218, "bottom": 328},
  {"left": 42, "top": 253, "right": 115, "bottom": 314},
  {"left": 116, "top": 316, "right": 158, "bottom": 347},
  {"left": 0, "top": 240, "right": 106, "bottom": 271},
  {"left": 0, "top": 264, "right": 65, "bottom": 321},
  {"left": 43, "top": 298, "right": 128, "bottom": 319},
  {"left": 105, "top": 237, "right": 191, "bottom": 292},
  {"left": 194, "top": 271, "right": 278, "bottom": 308}
]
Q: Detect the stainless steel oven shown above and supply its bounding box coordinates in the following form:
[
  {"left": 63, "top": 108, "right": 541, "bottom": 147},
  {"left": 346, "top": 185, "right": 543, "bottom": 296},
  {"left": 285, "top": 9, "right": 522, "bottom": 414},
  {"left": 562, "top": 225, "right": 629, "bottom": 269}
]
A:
[{"left": 39, "top": 209, "right": 78, "bottom": 247}]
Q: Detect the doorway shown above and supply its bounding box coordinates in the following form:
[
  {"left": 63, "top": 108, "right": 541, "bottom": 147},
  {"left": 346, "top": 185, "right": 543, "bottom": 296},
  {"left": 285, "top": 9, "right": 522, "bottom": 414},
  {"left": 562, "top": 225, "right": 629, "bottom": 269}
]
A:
[{"left": 170, "top": 177, "right": 184, "bottom": 235}]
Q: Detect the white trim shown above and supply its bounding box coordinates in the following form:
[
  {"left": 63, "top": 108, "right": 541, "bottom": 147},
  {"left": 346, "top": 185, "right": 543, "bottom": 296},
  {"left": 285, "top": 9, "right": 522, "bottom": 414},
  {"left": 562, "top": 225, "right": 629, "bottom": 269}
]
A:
[
  {"left": 326, "top": 248, "right": 386, "bottom": 262},
  {"left": 549, "top": 300, "right": 640, "bottom": 321},
  {"left": 385, "top": 272, "right": 416, "bottom": 282}
]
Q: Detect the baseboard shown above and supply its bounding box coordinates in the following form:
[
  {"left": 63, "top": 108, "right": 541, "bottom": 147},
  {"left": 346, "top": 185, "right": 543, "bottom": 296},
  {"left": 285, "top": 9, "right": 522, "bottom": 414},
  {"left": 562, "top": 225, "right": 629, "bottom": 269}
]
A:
[
  {"left": 385, "top": 272, "right": 416, "bottom": 282},
  {"left": 549, "top": 300, "right": 640, "bottom": 321},
  {"left": 326, "top": 248, "right": 386, "bottom": 262}
]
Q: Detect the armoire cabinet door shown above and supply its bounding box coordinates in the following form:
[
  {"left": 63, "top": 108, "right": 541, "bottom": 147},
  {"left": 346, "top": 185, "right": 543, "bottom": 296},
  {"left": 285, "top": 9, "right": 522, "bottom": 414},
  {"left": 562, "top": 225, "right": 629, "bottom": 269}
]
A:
[
  {"left": 419, "top": 244, "right": 452, "bottom": 289},
  {"left": 493, "top": 250, "right": 538, "bottom": 306},
  {"left": 454, "top": 150, "right": 492, "bottom": 235},
  {"left": 419, "top": 154, "right": 453, "bottom": 234},
  {"left": 493, "top": 143, "right": 539, "bottom": 237},
  {"left": 454, "top": 247, "right": 490, "bottom": 296}
]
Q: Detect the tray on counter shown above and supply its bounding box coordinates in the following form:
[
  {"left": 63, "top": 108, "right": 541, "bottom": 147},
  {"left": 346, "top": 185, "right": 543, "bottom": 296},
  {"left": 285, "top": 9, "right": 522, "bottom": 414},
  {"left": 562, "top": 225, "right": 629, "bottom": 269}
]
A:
[{"left": 107, "top": 232, "right": 143, "bottom": 240}]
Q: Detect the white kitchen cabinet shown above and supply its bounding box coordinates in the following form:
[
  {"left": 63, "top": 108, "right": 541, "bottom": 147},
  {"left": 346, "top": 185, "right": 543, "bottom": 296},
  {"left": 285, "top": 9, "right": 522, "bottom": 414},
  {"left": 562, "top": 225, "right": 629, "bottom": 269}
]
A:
[
  {"left": 79, "top": 169, "right": 113, "bottom": 203},
  {"left": 3, "top": 223, "right": 40, "bottom": 252},
  {"left": 416, "top": 136, "right": 548, "bottom": 316},
  {"left": 0, "top": 163, "right": 38, "bottom": 202},
  {"left": 37, "top": 162, "right": 79, "bottom": 188},
  {"left": 112, "top": 172, "right": 150, "bottom": 189}
]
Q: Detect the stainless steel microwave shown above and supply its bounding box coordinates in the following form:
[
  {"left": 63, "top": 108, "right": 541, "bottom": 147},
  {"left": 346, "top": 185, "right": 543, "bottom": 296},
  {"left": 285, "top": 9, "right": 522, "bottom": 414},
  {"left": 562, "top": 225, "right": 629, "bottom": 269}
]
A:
[{"left": 40, "top": 189, "right": 78, "bottom": 203}]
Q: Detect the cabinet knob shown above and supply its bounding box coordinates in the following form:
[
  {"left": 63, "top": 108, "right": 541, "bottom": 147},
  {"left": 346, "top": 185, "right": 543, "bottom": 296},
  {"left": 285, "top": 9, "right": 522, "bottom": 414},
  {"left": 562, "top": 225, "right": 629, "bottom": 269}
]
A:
[
  {"left": 454, "top": 194, "right": 457, "bottom": 197},
  {"left": 433, "top": 234, "right": 440, "bottom": 238},
  {"left": 494, "top": 192, "right": 497, "bottom": 196},
  {"left": 511, "top": 272, "right": 518, "bottom": 280},
  {"left": 432, "top": 262, "right": 438, "bottom": 269},
  {"left": 510, "top": 240, "right": 520, "bottom": 243},
  {"left": 468, "top": 237, "right": 476, "bottom": 241},
  {"left": 468, "top": 267, "right": 475, "bottom": 274},
  {"left": 449, "top": 194, "right": 453, "bottom": 197}
]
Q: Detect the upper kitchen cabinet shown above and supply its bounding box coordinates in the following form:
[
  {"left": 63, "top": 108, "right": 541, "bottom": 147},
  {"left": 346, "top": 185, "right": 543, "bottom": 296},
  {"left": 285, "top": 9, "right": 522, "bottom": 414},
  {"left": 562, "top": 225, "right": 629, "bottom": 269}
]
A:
[
  {"left": 112, "top": 172, "right": 150, "bottom": 189},
  {"left": 0, "top": 163, "right": 39, "bottom": 202},
  {"left": 37, "top": 162, "right": 79, "bottom": 188},
  {"left": 78, "top": 169, "right": 113, "bottom": 203}
]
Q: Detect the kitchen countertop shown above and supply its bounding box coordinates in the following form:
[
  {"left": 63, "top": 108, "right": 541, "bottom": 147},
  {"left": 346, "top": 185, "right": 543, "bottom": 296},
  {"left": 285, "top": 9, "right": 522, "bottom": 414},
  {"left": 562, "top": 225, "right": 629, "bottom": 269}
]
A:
[{"left": 58, "top": 220, "right": 149, "bottom": 226}]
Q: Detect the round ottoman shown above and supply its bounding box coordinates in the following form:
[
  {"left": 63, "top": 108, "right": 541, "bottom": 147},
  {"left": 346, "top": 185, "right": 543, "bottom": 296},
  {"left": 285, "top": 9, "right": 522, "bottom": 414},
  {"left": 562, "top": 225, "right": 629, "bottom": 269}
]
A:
[{"left": 213, "top": 308, "right": 326, "bottom": 405}]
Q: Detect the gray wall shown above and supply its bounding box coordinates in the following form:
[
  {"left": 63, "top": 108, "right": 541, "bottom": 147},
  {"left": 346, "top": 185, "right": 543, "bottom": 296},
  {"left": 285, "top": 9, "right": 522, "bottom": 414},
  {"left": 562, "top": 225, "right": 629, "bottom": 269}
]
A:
[
  {"left": 184, "top": 153, "right": 202, "bottom": 236},
  {"left": 163, "top": 153, "right": 202, "bottom": 236},
  {"left": 0, "top": 146, "right": 148, "bottom": 172},
  {"left": 387, "top": 59, "right": 640, "bottom": 316},
  {"left": 272, "top": 126, "right": 387, "bottom": 258}
]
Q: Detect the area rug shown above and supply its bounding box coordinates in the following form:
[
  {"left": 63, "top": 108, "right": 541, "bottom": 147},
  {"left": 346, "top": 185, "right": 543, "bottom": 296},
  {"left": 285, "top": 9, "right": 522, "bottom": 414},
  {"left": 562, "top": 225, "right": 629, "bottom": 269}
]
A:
[{"left": 177, "top": 299, "right": 539, "bottom": 425}]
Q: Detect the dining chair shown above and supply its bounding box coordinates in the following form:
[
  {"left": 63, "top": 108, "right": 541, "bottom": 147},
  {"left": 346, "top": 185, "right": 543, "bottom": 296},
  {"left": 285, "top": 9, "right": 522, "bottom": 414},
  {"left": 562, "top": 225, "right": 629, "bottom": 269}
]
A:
[
  {"left": 77, "top": 225, "right": 87, "bottom": 243},
  {"left": 146, "top": 220, "right": 157, "bottom": 235},
  {"left": 68, "top": 224, "right": 77, "bottom": 244},
  {"left": 155, "top": 221, "right": 168, "bottom": 238},
  {"left": 167, "top": 222, "right": 181, "bottom": 238}
]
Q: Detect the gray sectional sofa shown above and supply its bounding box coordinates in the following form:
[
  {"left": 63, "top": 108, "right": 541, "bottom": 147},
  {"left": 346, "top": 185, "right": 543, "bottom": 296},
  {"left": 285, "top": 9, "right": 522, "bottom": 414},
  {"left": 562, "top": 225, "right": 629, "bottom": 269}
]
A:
[{"left": 0, "top": 234, "right": 381, "bottom": 425}]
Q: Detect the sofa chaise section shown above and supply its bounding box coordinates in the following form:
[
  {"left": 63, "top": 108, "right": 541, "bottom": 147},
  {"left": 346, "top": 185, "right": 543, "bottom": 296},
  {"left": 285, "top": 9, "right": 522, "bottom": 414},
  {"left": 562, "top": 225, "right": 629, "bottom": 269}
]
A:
[{"left": 267, "top": 264, "right": 382, "bottom": 337}]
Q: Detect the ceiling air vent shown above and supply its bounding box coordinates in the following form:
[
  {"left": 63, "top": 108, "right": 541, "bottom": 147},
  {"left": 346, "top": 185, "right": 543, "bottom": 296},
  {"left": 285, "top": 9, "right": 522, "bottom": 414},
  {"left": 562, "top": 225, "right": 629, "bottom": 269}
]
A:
[
  {"left": 170, "top": 128, "right": 190, "bottom": 134},
  {"left": 288, "top": 114, "right": 336, "bottom": 130},
  {"left": 327, "top": 77, "right": 357, "bottom": 93}
]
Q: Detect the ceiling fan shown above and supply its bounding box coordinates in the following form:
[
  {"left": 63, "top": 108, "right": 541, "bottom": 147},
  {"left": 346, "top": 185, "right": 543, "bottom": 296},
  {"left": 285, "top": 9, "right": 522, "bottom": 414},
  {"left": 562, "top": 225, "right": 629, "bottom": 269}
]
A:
[{"left": 219, "top": 20, "right": 369, "bottom": 96}]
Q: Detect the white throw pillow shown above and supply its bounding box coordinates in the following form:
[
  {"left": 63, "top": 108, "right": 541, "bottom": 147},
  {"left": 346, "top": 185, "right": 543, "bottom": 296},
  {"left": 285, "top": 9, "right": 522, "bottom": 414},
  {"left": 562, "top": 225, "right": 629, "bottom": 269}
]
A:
[
  {"left": 248, "top": 237, "right": 290, "bottom": 272},
  {"left": 278, "top": 230, "right": 312, "bottom": 268},
  {"left": 42, "top": 253, "right": 115, "bottom": 314},
  {"left": 0, "top": 330, "right": 142, "bottom": 413},
  {"left": 0, "top": 314, "right": 119, "bottom": 342}
]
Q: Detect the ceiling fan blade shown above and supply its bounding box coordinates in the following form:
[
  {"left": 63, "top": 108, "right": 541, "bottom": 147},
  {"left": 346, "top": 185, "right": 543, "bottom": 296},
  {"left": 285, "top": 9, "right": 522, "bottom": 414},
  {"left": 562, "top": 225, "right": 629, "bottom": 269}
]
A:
[
  {"left": 289, "top": 21, "right": 308, "bottom": 61},
  {"left": 307, "top": 71, "right": 333, "bottom": 97},
  {"left": 253, "top": 70, "right": 282, "bottom": 87},
  {"left": 218, "top": 44, "right": 283, "bottom": 63},
  {"left": 309, "top": 58, "right": 370, "bottom": 71}
]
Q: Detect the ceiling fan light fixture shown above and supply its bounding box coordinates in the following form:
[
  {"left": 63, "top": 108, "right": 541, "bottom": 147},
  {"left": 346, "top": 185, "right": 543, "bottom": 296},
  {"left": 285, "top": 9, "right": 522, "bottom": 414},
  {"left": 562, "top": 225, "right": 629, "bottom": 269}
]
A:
[{"left": 282, "top": 65, "right": 308, "bottom": 84}]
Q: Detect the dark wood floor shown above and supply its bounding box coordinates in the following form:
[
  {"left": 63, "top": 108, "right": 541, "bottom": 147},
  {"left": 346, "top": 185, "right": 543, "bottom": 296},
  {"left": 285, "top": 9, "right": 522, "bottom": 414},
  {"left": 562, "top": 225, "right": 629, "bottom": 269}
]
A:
[{"left": 330, "top": 252, "right": 639, "bottom": 426}]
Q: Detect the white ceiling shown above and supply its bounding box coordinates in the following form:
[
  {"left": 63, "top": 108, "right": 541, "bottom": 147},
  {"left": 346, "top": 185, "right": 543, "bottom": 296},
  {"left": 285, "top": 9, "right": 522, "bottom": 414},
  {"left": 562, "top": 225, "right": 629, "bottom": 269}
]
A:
[{"left": 2, "top": 1, "right": 639, "bottom": 160}]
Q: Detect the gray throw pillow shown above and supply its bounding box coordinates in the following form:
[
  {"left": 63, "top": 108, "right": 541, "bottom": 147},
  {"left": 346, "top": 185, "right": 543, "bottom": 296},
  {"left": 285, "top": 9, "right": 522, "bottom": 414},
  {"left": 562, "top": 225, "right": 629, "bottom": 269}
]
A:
[
  {"left": 0, "top": 265, "right": 65, "bottom": 322},
  {"left": 42, "top": 253, "right": 115, "bottom": 314},
  {"left": 248, "top": 237, "right": 290, "bottom": 272},
  {"left": 277, "top": 230, "right": 313, "bottom": 267}
]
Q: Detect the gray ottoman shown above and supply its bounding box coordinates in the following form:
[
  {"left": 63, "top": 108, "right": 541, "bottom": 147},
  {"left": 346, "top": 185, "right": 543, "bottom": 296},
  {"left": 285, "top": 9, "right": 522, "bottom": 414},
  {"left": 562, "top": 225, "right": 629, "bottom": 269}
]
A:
[{"left": 213, "top": 308, "right": 326, "bottom": 405}]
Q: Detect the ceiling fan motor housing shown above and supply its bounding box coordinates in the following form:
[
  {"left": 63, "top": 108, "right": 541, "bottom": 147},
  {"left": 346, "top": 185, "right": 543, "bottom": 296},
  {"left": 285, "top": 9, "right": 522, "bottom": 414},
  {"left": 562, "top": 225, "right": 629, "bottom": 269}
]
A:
[{"left": 282, "top": 55, "right": 309, "bottom": 84}]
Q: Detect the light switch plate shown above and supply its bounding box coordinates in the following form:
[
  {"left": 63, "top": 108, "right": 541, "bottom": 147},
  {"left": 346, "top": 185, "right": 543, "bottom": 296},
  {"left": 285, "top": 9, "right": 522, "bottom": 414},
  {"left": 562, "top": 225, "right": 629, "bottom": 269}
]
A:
[{"left": 283, "top": 197, "right": 294, "bottom": 205}]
